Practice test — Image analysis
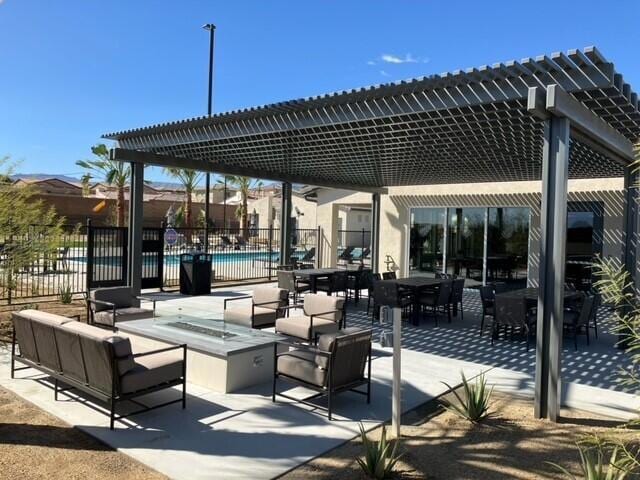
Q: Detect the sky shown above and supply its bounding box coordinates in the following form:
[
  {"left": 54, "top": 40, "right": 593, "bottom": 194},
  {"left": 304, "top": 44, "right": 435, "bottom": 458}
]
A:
[{"left": 1, "top": 0, "right": 639, "bottom": 183}]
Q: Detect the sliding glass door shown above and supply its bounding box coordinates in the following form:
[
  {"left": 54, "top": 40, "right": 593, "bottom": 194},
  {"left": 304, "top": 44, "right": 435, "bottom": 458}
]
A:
[{"left": 408, "top": 206, "right": 531, "bottom": 288}]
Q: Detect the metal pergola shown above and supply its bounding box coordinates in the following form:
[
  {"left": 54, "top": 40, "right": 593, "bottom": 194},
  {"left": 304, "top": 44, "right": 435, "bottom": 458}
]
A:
[{"left": 104, "top": 46, "right": 640, "bottom": 422}]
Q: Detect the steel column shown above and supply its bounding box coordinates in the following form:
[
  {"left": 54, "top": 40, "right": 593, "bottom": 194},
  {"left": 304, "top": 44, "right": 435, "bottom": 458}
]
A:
[
  {"left": 279, "top": 182, "right": 293, "bottom": 266},
  {"left": 482, "top": 208, "right": 489, "bottom": 285},
  {"left": 623, "top": 165, "right": 638, "bottom": 287},
  {"left": 127, "top": 162, "right": 144, "bottom": 297},
  {"left": 535, "top": 115, "right": 570, "bottom": 421},
  {"left": 371, "top": 192, "right": 381, "bottom": 273}
]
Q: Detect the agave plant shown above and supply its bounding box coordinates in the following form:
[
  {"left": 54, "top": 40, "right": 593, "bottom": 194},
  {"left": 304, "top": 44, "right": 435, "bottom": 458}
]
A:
[
  {"left": 356, "top": 423, "right": 402, "bottom": 479},
  {"left": 549, "top": 435, "right": 639, "bottom": 479},
  {"left": 58, "top": 284, "right": 73, "bottom": 304},
  {"left": 442, "top": 371, "right": 493, "bottom": 422}
]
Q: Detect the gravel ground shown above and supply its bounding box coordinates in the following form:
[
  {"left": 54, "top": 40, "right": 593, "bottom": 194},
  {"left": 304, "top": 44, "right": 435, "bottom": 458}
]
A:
[{"left": 282, "top": 391, "right": 639, "bottom": 480}]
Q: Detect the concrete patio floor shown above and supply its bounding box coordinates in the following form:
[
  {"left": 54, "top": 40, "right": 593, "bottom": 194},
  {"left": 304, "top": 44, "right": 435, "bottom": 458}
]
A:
[{"left": 0, "top": 285, "right": 638, "bottom": 479}]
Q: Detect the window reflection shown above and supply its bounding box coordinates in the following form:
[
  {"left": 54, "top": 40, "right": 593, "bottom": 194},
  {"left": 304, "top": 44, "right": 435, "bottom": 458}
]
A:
[
  {"left": 409, "top": 209, "right": 445, "bottom": 277},
  {"left": 487, "top": 208, "right": 529, "bottom": 289},
  {"left": 446, "top": 208, "right": 485, "bottom": 287}
]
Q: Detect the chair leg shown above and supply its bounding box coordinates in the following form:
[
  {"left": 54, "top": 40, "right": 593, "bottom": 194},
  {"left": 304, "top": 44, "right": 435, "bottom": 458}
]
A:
[
  {"left": 479, "top": 314, "right": 485, "bottom": 337},
  {"left": 109, "top": 398, "right": 116, "bottom": 430},
  {"left": 586, "top": 324, "right": 590, "bottom": 346},
  {"left": 54, "top": 378, "right": 59, "bottom": 401},
  {"left": 327, "top": 390, "right": 332, "bottom": 421}
]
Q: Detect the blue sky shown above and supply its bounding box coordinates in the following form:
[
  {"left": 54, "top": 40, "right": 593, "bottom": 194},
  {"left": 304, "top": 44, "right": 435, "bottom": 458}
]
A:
[{"left": 1, "top": 0, "right": 639, "bottom": 183}]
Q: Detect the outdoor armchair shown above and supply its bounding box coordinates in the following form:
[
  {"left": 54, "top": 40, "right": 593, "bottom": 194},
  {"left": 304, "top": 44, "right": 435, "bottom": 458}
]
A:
[
  {"left": 272, "top": 328, "right": 372, "bottom": 420},
  {"left": 275, "top": 293, "right": 345, "bottom": 342},
  {"left": 87, "top": 286, "right": 156, "bottom": 329},
  {"left": 223, "top": 286, "right": 289, "bottom": 329}
]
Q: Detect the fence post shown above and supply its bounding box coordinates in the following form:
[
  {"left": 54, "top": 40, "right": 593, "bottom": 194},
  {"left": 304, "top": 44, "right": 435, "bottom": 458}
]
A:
[
  {"left": 85, "top": 218, "right": 93, "bottom": 296},
  {"left": 316, "top": 225, "right": 321, "bottom": 268},
  {"left": 361, "top": 228, "right": 365, "bottom": 265},
  {"left": 268, "top": 224, "right": 273, "bottom": 282}
]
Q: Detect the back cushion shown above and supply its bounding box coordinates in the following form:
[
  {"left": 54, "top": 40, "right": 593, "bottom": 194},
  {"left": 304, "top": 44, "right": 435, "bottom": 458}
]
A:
[
  {"left": 253, "top": 287, "right": 288, "bottom": 310},
  {"left": 304, "top": 294, "right": 344, "bottom": 322},
  {"left": 91, "top": 287, "right": 132, "bottom": 311},
  {"left": 18, "top": 309, "right": 74, "bottom": 326},
  {"left": 11, "top": 313, "right": 39, "bottom": 364}
]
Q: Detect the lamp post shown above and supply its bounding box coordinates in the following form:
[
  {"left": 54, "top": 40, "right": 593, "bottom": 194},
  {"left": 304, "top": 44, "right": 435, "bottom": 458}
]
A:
[{"left": 203, "top": 23, "right": 216, "bottom": 249}]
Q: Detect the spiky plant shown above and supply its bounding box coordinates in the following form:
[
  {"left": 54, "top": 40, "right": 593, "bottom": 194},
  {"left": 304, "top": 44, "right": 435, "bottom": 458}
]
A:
[
  {"left": 442, "top": 371, "right": 493, "bottom": 422},
  {"left": 356, "top": 423, "right": 402, "bottom": 480},
  {"left": 549, "top": 435, "right": 639, "bottom": 479},
  {"left": 58, "top": 284, "right": 73, "bottom": 304}
]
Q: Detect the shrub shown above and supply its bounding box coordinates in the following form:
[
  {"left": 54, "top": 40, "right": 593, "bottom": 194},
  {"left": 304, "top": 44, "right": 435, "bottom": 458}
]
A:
[
  {"left": 442, "top": 371, "right": 493, "bottom": 422},
  {"left": 356, "top": 423, "right": 402, "bottom": 479},
  {"left": 58, "top": 285, "right": 73, "bottom": 304},
  {"left": 549, "top": 435, "right": 639, "bottom": 479}
]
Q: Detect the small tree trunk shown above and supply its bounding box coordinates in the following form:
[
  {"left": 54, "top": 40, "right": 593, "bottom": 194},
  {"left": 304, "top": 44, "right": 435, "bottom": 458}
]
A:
[
  {"left": 117, "top": 186, "right": 125, "bottom": 227},
  {"left": 185, "top": 192, "right": 193, "bottom": 228},
  {"left": 241, "top": 193, "right": 248, "bottom": 239}
]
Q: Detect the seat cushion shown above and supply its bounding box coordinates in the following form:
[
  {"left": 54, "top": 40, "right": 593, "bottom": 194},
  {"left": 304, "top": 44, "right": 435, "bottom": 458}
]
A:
[
  {"left": 275, "top": 316, "right": 339, "bottom": 341},
  {"left": 277, "top": 350, "right": 327, "bottom": 387},
  {"left": 120, "top": 350, "right": 184, "bottom": 394},
  {"left": 303, "top": 294, "right": 344, "bottom": 322},
  {"left": 224, "top": 306, "right": 277, "bottom": 328},
  {"left": 94, "top": 307, "right": 153, "bottom": 326}
]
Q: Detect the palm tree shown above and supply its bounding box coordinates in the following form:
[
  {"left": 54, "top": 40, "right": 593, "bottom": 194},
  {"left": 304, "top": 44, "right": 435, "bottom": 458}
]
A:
[
  {"left": 164, "top": 168, "right": 203, "bottom": 228},
  {"left": 219, "top": 175, "right": 262, "bottom": 236},
  {"left": 76, "top": 144, "right": 130, "bottom": 227}
]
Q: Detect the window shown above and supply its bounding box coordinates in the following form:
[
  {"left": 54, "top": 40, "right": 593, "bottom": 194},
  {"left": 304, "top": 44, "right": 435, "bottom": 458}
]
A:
[
  {"left": 446, "top": 208, "right": 486, "bottom": 286},
  {"left": 409, "top": 208, "right": 445, "bottom": 277},
  {"left": 487, "top": 207, "right": 530, "bottom": 289}
]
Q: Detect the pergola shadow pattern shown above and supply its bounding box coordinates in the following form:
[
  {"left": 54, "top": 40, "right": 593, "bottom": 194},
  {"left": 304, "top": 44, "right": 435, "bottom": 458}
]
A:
[{"left": 346, "top": 290, "right": 632, "bottom": 393}]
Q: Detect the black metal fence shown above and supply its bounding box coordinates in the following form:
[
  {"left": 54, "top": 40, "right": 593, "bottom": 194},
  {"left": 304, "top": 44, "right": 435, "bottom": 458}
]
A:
[
  {"left": 337, "top": 229, "right": 371, "bottom": 264},
  {"left": 0, "top": 223, "right": 322, "bottom": 303}
]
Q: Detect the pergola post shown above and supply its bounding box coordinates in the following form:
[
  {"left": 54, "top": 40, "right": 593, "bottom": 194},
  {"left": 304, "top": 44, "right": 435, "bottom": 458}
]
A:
[
  {"left": 127, "top": 161, "right": 144, "bottom": 298},
  {"left": 279, "top": 182, "right": 293, "bottom": 266},
  {"left": 535, "top": 115, "right": 570, "bottom": 421},
  {"left": 371, "top": 192, "right": 381, "bottom": 273}
]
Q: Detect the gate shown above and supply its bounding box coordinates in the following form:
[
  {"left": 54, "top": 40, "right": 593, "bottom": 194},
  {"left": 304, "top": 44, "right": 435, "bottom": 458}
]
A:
[{"left": 86, "top": 224, "right": 163, "bottom": 291}]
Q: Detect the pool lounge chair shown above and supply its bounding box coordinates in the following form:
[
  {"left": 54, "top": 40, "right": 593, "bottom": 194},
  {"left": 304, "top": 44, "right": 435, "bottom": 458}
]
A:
[
  {"left": 294, "top": 247, "right": 316, "bottom": 267},
  {"left": 215, "top": 235, "right": 235, "bottom": 250},
  {"left": 337, "top": 246, "right": 355, "bottom": 264}
]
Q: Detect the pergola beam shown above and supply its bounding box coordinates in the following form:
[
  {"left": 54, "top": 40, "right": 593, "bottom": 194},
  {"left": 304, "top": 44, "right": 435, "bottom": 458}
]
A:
[{"left": 110, "top": 147, "right": 387, "bottom": 194}]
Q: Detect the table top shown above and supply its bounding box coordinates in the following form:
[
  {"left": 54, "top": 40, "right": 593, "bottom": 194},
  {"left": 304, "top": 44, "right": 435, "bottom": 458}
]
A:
[
  {"left": 496, "top": 287, "right": 581, "bottom": 301},
  {"left": 293, "top": 267, "right": 369, "bottom": 277},
  {"left": 117, "top": 316, "right": 284, "bottom": 358},
  {"left": 389, "top": 276, "right": 445, "bottom": 288}
]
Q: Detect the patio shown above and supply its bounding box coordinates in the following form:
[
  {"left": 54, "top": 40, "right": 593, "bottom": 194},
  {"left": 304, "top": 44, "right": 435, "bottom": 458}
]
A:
[{"left": 2, "top": 284, "right": 638, "bottom": 479}]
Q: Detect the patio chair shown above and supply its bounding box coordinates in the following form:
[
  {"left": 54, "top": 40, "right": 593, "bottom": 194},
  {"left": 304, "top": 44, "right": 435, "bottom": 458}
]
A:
[
  {"left": 449, "top": 278, "right": 465, "bottom": 320},
  {"left": 275, "top": 294, "right": 345, "bottom": 343},
  {"left": 589, "top": 293, "right": 601, "bottom": 338},
  {"left": 345, "top": 264, "right": 365, "bottom": 302},
  {"left": 491, "top": 295, "right": 534, "bottom": 351},
  {"left": 277, "top": 270, "right": 310, "bottom": 304},
  {"left": 337, "top": 246, "right": 355, "bottom": 264},
  {"left": 234, "top": 235, "right": 249, "bottom": 249},
  {"left": 216, "top": 235, "right": 234, "bottom": 250},
  {"left": 273, "top": 328, "right": 372, "bottom": 420},
  {"left": 382, "top": 271, "right": 396, "bottom": 280},
  {"left": 563, "top": 294, "right": 595, "bottom": 350},
  {"left": 11, "top": 309, "right": 186, "bottom": 430},
  {"left": 315, "top": 270, "right": 349, "bottom": 299},
  {"left": 366, "top": 272, "right": 382, "bottom": 317},
  {"left": 86, "top": 287, "right": 156, "bottom": 329},
  {"left": 478, "top": 285, "right": 495, "bottom": 336},
  {"left": 418, "top": 280, "right": 452, "bottom": 326},
  {"left": 223, "top": 286, "right": 289, "bottom": 329},
  {"left": 294, "top": 247, "right": 316, "bottom": 268},
  {"left": 372, "top": 278, "right": 413, "bottom": 324}
]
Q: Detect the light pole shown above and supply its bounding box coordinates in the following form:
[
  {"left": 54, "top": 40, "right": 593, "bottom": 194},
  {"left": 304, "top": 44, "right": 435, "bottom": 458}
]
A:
[{"left": 203, "top": 23, "right": 216, "bottom": 249}]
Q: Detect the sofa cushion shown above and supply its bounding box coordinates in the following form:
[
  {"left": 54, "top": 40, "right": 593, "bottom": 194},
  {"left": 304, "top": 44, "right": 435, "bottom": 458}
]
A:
[
  {"left": 16, "top": 309, "right": 76, "bottom": 327},
  {"left": 275, "top": 316, "right": 339, "bottom": 341},
  {"left": 224, "top": 306, "right": 277, "bottom": 328},
  {"left": 277, "top": 350, "right": 327, "bottom": 387},
  {"left": 60, "top": 321, "right": 135, "bottom": 375},
  {"left": 303, "top": 294, "right": 344, "bottom": 322},
  {"left": 94, "top": 307, "right": 153, "bottom": 327},
  {"left": 252, "top": 286, "right": 288, "bottom": 311},
  {"left": 91, "top": 287, "right": 133, "bottom": 311},
  {"left": 120, "top": 350, "right": 184, "bottom": 394}
]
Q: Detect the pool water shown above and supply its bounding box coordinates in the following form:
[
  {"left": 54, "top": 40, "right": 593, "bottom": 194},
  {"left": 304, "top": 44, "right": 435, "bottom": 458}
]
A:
[{"left": 73, "top": 250, "right": 293, "bottom": 267}]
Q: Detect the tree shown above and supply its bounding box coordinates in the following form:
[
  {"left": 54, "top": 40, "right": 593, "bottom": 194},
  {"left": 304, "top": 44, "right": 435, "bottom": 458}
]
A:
[
  {"left": 219, "top": 175, "right": 262, "bottom": 236},
  {"left": 76, "top": 144, "right": 130, "bottom": 227},
  {"left": 0, "top": 157, "right": 65, "bottom": 296},
  {"left": 164, "top": 168, "right": 203, "bottom": 228}
]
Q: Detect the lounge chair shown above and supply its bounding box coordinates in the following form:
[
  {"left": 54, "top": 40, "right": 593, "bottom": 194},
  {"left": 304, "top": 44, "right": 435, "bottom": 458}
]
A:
[
  {"left": 337, "top": 246, "right": 355, "bottom": 264},
  {"left": 275, "top": 294, "right": 345, "bottom": 343},
  {"left": 294, "top": 247, "right": 316, "bottom": 268},
  {"left": 273, "top": 328, "right": 372, "bottom": 420},
  {"left": 234, "top": 235, "right": 249, "bottom": 250},
  {"left": 86, "top": 287, "right": 156, "bottom": 329},
  {"left": 215, "top": 235, "right": 234, "bottom": 250},
  {"left": 11, "top": 309, "right": 186, "bottom": 430},
  {"left": 223, "top": 286, "right": 289, "bottom": 329}
]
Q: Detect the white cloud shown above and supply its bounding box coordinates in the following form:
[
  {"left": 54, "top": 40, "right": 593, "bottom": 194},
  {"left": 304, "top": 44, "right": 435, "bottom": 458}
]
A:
[
  {"left": 379, "top": 53, "right": 430, "bottom": 65},
  {"left": 366, "top": 60, "right": 376, "bottom": 66},
  {"left": 379, "top": 70, "right": 391, "bottom": 77}
]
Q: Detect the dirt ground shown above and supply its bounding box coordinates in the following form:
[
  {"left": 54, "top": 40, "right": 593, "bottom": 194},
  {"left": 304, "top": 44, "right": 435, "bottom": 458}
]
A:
[
  {"left": 0, "top": 300, "right": 86, "bottom": 342},
  {"left": 282, "top": 392, "right": 639, "bottom": 480},
  {"left": 0, "top": 386, "right": 166, "bottom": 480}
]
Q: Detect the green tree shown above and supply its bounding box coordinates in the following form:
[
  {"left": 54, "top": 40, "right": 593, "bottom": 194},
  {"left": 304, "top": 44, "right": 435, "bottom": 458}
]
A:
[
  {"left": 219, "top": 175, "right": 262, "bottom": 235},
  {"left": 164, "top": 168, "right": 203, "bottom": 228},
  {"left": 0, "top": 157, "right": 65, "bottom": 296},
  {"left": 76, "top": 144, "right": 130, "bottom": 227}
]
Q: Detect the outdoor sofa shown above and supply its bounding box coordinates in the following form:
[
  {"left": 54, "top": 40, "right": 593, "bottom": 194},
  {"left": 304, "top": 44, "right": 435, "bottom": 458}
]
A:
[
  {"left": 11, "top": 309, "right": 186, "bottom": 429},
  {"left": 273, "top": 328, "right": 372, "bottom": 420}
]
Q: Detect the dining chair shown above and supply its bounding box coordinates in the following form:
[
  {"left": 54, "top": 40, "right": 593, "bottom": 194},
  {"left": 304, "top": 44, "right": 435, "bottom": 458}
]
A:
[
  {"left": 418, "top": 280, "right": 452, "bottom": 326},
  {"left": 563, "top": 295, "right": 595, "bottom": 350},
  {"left": 491, "top": 295, "right": 533, "bottom": 351},
  {"left": 478, "top": 285, "right": 495, "bottom": 336}
]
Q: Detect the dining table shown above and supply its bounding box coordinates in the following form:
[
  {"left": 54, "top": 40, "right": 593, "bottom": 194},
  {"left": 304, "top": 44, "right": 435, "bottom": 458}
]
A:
[
  {"left": 495, "top": 287, "right": 583, "bottom": 313},
  {"left": 292, "top": 267, "right": 371, "bottom": 301}
]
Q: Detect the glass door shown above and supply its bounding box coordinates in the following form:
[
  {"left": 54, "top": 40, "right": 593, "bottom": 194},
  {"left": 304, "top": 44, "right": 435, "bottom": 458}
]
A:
[{"left": 409, "top": 208, "right": 445, "bottom": 277}]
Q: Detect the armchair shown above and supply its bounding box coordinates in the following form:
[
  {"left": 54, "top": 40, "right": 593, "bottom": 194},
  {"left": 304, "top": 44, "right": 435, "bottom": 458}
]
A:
[{"left": 86, "top": 287, "right": 156, "bottom": 329}]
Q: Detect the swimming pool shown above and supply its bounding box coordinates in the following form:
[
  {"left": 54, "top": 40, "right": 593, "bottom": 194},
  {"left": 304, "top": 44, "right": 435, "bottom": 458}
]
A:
[{"left": 72, "top": 250, "right": 288, "bottom": 267}]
